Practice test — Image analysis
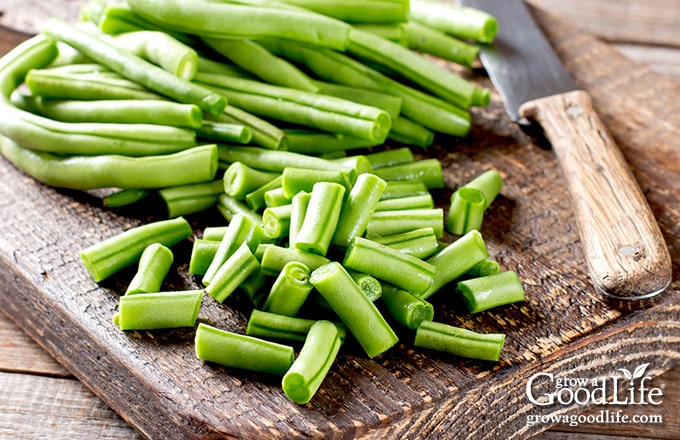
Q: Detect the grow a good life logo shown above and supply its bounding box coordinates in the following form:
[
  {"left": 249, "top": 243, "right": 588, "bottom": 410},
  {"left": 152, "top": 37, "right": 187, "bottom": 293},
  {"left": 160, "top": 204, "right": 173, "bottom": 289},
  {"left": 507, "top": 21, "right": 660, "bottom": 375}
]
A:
[{"left": 525, "top": 363, "right": 665, "bottom": 427}]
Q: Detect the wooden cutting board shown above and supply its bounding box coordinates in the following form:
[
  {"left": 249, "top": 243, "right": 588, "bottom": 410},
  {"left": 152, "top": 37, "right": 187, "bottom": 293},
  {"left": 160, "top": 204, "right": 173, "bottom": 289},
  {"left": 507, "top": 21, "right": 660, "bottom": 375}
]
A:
[{"left": 0, "top": 7, "right": 678, "bottom": 439}]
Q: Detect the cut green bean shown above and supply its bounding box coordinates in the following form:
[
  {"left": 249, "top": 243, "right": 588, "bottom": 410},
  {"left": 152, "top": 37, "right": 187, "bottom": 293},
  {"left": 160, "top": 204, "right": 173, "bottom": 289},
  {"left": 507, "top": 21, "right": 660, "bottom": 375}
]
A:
[
  {"left": 97, "top": 2, "right": 192, "bottom": 43},
  {"left": 281, "top": 167, "right": 352, "bottom": 199},
  {"left": 403, "top": 21, "right": 480, "bottom": 67},
  {"left": 462, "top": 169, "right": 503, "bottom": 210},
  {"left": 264, "top": 187, "right": 291, "bottom": 208},
  {"left": 216, "top": 193, "right": 263, "bottom": 225},
  {"left": 329, "top": 155, "right": 372, "bottom": 177},
  {"left": 125, "top": 243, "right": 174, "bottom": 295},
  {"left": 353, "top": 23, "right": 407, "bottom": 44},
  {"left": 331, "top": 173, "right": 386, "bottom": 247},
  {"left": 218, "top": 106, "right": 287, "bottom": 150},
  {"left": 289, "top": 191, "right": 311, "bottom": 245},
  {"left": 204, "top": 241, "right": 261, "bottom": 303},
  {"left": 262, "top": 261, "right": 313, "bottom": 316},
  {"left": 380, "top": 284, "right": 434, "bottom": 330},
  {"left": 202, "top": 226, "right": 228, "bottom": 242},
  {"left": 246, "top": 309, "right": 346, "bottom": 343},
  {"left": 218, "top": 145, "right": 351, "bottom": 174},
  {"left": 283, "top": 128, "right": 379, "bottom": 154},
  {"left": 366, "top": 208, "right": 444, "bottom": 238},
  {"left": 103, "top": 189, "right": 151, "bottom": 208},
  {"left": 197, "top": 120, "right": 252, "bottom": 144},
  {"left": 372, "top": 227, "right": 439, "bottom": 259},
  {"left": 223, "top": 162, "right": 279, "bottom": 200},
  {"left": 374, "top": 194, "right": 434, "bottom": 211},
  {"left": 420, "top": 230, "right": 489, "bottom": 299},
  {"left": 388, "top": 116, "right": 435, "bottom": 148},
  {"left": 293, "top": 182, "right": 346, "bottom": 256},
  {"left": 363, "top": 147, "right": 413, "bottom": 169},
  {"left": 278, "top": 0, "right": 409, "bottom": 23},
  {"left": 159, "top": 179, "right": 224, "bottom": 218},
  {"left": 410, "top": 0, "right": 499, "bottom": 43},
  {"left": 380, "top": 180, "right": 429, "bottom": 200},
  {"left": 113, "top": 290, "right": 203, "bottom": 331},
  {"left": 348, "top": 270, "right": 383, "bottom": 302},
  {"left": 457, "top": 270, "right": 525, "bottom": 314},
  {"left": 198, "top": 55, "right": 253, "bottom": 79},
  {"left": 189, "top": 238, "right": 221, "bottom": 276},
  {"left": 372, "top": 158, "right": 444, "bottom": 189},
  {"left": 282, "top": 320, "right": 342, "bottom": 404},
  {"left": 446, "top": 187, "right": 486, "bottom": 235},
  {"left": 343, "top": 236, "right": 436, "bottom": 296},
  {"left": 195, "top": 323, "right": 294, "bottom": 375},
  {"left": 414, "top": 320, "right": 505, "bottom": 362},
  {"left": 203, "top": 213, "right": 264, "bottom": 286},
  {"left": 260, "top": 245, "right": 330, "bottom": 277},
  {"left": 244, "top": 175, "right": 283, "bottom": 212},
  {"left": 262, "top": 203, "right": 292, "bottom": 239},
  {"left": 310, "top": 262, "right": 398, "bottom": 358},
  {"left": 80, "top": 216, "right": 192, "bottom": 283},
  {"left": 313, "top": 80, "right": 402, "bottom": 121},
  {"left": 465, "top": 259, "right": 501, "bottom": 278}
]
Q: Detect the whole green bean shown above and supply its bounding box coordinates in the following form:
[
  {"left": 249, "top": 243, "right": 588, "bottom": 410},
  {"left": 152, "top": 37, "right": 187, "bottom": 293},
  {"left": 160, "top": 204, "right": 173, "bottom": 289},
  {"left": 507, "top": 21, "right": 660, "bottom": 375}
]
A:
[
  {"left": 403, "top": 21, "right": 480, "bottom": 68},
  {"left": 414, "top": 320, "right": 505, "bottom": 362},
  {"left": 197, "top": 120, "right": 252, "bottom": 144},
  {"left": 204, "top": 241, "right": 261, "bottom": 303},
  {"left": 331, "top": 173, "right": 386, "bottom": 248},
  {"left": 313, "top": 80, "right": 402, "bottom": 121},
  {"left": 278, "top": 0, "right": 409, "bottom": 23},
  {"left": 80, "top": 216, "right": 192, "bottom": 283},
  {"left": 262, "top": 261, "right": 313, "bottom": 316},
  {"left": 388, "top": 116, "right": 435, "bottom": 148},
  {"left": 380, "top": 284, "right": 434, "bottom": 330},
  {"left": 218, "top": 145, "right": 351, "bottom": 174},
  {"left": 353, "top": 23, "right": 407, "bottom": 44},
  {"left": 293, "top": 182, "right": 346, "bottom": 256},
  {"left": 310, "top": 262, "right": 398, "bottom": 358},
  {"left": 246, "top": 309, "right": 347, "bottom": 343},
  {"left": 103, "top": 188, "right": 151, "bottom": 208},
  {"left": 195, "top": 323, "right": 294, "bottom": 375},
  {"left": 158, "top": 179, "right": 224, "bottom": 218},
  {"left": 372, "top": 227, "right": 440, "bottom": 259},
  {"left": 198, "top": 56, "right": 253, "bottom": 79},
  {"left": 283, "top": 128, "right": 379, "bottom": 154},
  {"left": 410, "top": 0, "right": 499, "bottom": 43},
  {"left": 457, "top": 270, "right": 525, "bottom": 314},
  {"left": 114, "top": 290, "right": 203, "bottom": 331},
  {"left": 125, "top": 243, "right": 174, "bottom": 295},
  {"left": 98, "top": 2, "right": 192, "bottom": 44}
]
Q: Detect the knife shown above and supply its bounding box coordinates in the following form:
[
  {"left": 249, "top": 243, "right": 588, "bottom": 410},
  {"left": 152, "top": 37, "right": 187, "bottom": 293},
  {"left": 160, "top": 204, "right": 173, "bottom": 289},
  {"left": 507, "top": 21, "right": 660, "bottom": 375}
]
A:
[{"left": 459, "top": 0, "right": 672, "bottom": 301}]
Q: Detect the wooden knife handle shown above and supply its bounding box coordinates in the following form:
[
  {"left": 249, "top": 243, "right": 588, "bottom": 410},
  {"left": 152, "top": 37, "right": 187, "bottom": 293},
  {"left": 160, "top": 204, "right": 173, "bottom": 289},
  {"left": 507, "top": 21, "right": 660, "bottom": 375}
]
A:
[{"left": 520, "top": 90, "right": 672, "bottom": 300}]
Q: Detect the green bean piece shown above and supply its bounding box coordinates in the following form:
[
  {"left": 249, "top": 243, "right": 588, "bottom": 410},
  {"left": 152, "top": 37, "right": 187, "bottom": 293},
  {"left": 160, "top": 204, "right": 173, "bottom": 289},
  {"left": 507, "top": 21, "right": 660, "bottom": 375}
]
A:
[
  {"left": 420, "top": 230, "right": 489, "bottom": 299},
  {"left": 80, "top": 216, "right": 192, "bottom": 283},
  {"left": 113, "top": 290, "right": 203, "bottom": 331},
  {"left": 103, "top": 189, "right": 151, "bottom": 208},
  {"left": 363, "top": 147, "right": 413, "bottom": 169},
  {"left": 240, "top": 270, "right": 267, "bottom": 303},
  {"left": 403, "top": 21, "right": 480, "bottom": 68},
  {"left": 388, "top": 116, "right": 435, "bottom": 148},
  {"left": 380, "top": 180, "right": 429, "bottom": 200},
  {"left": 329, "top": 155, "right": 372, "bottom": 177},
  {"left": 410, "top": 0, "right": 499, "bottom": 43},
  {"left": 281, "top": 167, "right": 352, "bottom": 199},
  {"left": 332, "top": 173, "right": 386, "bottom": 248},
  {"left": 197, "top": 120, "right": 252, "bottom": 144},
  {"left": 260, "top": 245, "right": 330, "bottom": 277},
  {"left": 202, "top": 226, "right": 228, "bottom": 242},
  {"left": 282, "top": 320, "right": 342, "bottom": 404},
  {"left": 465, "top": 259, "right": 501, "bottom": 278},
  {"left": 375, "top": 194, "right": 434, "bottom": 212},
  {"left": 158, "top": 179, "right": 224, "bottom": 218},
  {"left": 264, "top": 187, "right": 291, "bottom": 208},
  {"left": 204, "top": 242, "right": 261, "bottom": 303},
  {"left": 293, "top": 182, "right": 346, "bottom": 256},
  {"left": 98, "top": 2, "right": 192, "bottom": 43},
  {"left": 313, "top": 80, "right": 402, "bottom": 121},
  {"left": 463, "top": 169, "right": 503, "bottom": 210},
  {"left": 289, "top": 191, "right": 311, "bottom": 245},
  {"left": 216, "top": 193, "right": 263, "bottom": 225},
  {"left": 262, "top": 204, "right": 292, "bottom": 239},
  {"left": 80, "top": 0, "right": 107, "bottom": 24},
  {"left": 372, "top": 158, "right": 444, "bottom": 189},
  {"left": 283, "top": 128, "right": 379, "bottom": 154},
  {"left": 353, "top": 23, "right": 407, "bottom": 44},
  {"left": 366, "top": 208, "right": 444, "bottom": 239},
  {"left": 380, "top": 284, "right": 434, "bottom": 330},
  {"left": 43, "top": 18, "right": 226, "bottom": 115},
  {"left": 348, "top": 270, "right": 383, "bottom": 302},
  {"left": 446, "top": 187, "right": 486, "bottom": 235},
  {"left": 198, "top": 56, "right": 254, "bottom": 79},
  {"left": 244, "top": 176, "right": 283, "bottom": 212},
  {"left": 196, "top": 73, "right": 391, "bottom": 142},
  {"left": 347, "top": 28, "right": 484, "bottom": 109},
  {"left": 219, "top": 145, "right": 351, "bottom": 174},
  {"left": 223, "top": 162, "right": 279, "bottom": 200},
  {"left": 414, "top": 320, "right": 505, "bottom": 362},
  {"left": 125, "top": 243, "right": 174, "bottom": 295},
  {"left": 262, "top": 261, "right": 313, "bottom": 316},
  {"left": 278, "top": 0, "right": 409, "bottom": 23},
  {"left": 204, "top": 38, "right": 318, "bottom": 92},
  {"left": 219, "top": 106, "right": 287, "bottom": 150},
  {"left": 310, "top": 262, "right": 398, "bottom": 358},
  {"left": 189, "top": 238, "right": 221, "bottom": 276},
  {"left": 246, "top": 309, "right": 346, "bottom": 343},
  {"left": 343, "top": 236, "right": 435, "bottom": 296},
  {"left": 457, "top": 270, "right": 525, "bottom": 314},
  {"left": 127, "top": 0, "right": 351, "bottom": 50},
  {"left": 203, "top": 213, "right": 265, "bottom": 286},
  {"left": 195, "top": 323, "right": 294, "bottom": 376},
  {"left": 372, "top": 227, "right": 439, "bottom": 259}
]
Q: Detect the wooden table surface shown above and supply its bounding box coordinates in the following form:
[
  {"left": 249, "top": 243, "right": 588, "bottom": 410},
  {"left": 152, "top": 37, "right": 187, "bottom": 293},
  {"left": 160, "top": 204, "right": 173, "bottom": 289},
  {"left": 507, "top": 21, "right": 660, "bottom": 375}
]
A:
[{"left": 1, "top": 1, "right": 679, "bottom": 439}]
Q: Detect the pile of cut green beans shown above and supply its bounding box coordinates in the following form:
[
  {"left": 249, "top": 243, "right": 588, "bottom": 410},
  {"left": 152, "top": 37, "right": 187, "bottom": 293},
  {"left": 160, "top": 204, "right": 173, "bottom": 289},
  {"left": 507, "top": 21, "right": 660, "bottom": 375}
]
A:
[{"left": 0, "top": 0, "right": 529, "bottom": 405}]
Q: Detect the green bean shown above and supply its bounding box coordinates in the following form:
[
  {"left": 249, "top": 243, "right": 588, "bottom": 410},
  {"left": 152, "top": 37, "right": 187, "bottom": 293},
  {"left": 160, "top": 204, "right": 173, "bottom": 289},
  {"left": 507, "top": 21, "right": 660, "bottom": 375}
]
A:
[
  {"left": 353, "top": 23, "right": 407, "bottom": 44},
  {"left": 244, "top": 176, "right": 283, "bottom": 212},
  {"left": 197, "top": 120, "right": 252, "bottom": 144},
  {"left": 372, "top": 227, "right": 439, "bottom": 259},
  {"left": 80, "top": 216, "right": 192, "bottom": 283},
  {"left": 464, "top": 259, "right": 501, "bottom": 278},
  {"left": 0, "top": 137, "right": 218, "bottom": 190},
  {"left": 457, "top": 271, "right": 525, "bottom": 314},
  {"left": 223, "top": 162, "right": 279, "bottom": 200},
  {"left": 195, "top": 323, "right": 294, "bottom": 375},
  {"left": 264, "top": 187, "right": 290, "bottom": 208},
  {"left": 218, "top": 145, "right": 351, "bottom": 174},
  {"left": 216, "top": 193, "right": 263, "bottom": 224},
  {"left": 282, "top": 320, "right": 342, "bottom": 404},
  {"left": 348, "top": 270, "right": 383, "bottom": 302},
  {"left": 189, "top": 238, "right": 221, "bottom": 276},
  {"left": 203, "top": 38, "right": 318, "bottom": 92},
  {"left": 260, "top": 244, "right": 330, "bottom": 277},
  {"left": 262, "top": 261, "right": 313, "bottom": 316},
  {"left": 380, "top": 180, "right": 429, "bottom": 200},
  {"left": 158, "top": 179, "right": 224, "bottom": 218},
  {"left": 43, "top": 18, "right": 226, "bottom": 115},
  {"left": 363, "top": 147, "right": 413, "bottom": 169},
  {"left": 262, "top": 203, "right": 292, "bottom": 239},
  {"left": 388, "top": 116, "right": 435, "bottom": 148},
  {"left": 310, "top": 262, "right": 398, "bottom": 358},
  {"left": 372, "top": 158, "right": 444, "bottom": 189},
  {"left": 198, "top": 56, "right": 253, "bottom": 79},
  {"left": 343, "top": 236, "right": 436, "bottom": 296},
  {"left": 282, "top": 128, "right": 379, "bottom": 154},
  {"left": 410, "top": 0, "right": 499, "bottom": 43},
  {"left": 313, "top": 80, "right": 402, "bottom": 121},
  {"left": 113, "top": 290, "right": 203, "bottom": 331},
  {"left": 446, "top": 187, "right": 486, "bottom": 235},
  {"left": 331, "top": 173, "right": 386, "bottom": 248},
  {"left": 103, "top": 189, "right": 151, "bottom": 208},
  {"left": 246, "top": 309, "right": 346, "bottom": 343},
  {"left": 289, "top": 191, "right": 311, "bottom": 245},
  {"left": 201, "top": 226, "right": 227, "bottom": 241},
  {"left": 203, "top": 214, "right": 264, "bottom": 286},
  {"left": 0, "top": 35, "right": 57, "bottom": 102},
  {"left": 204, "top": 242, "right": 261, "bottom": 303},
  {"left": 380, "top": 284, "right": 434, "bottom": 330},
  {"left": 80, "top": 0, "right": 107, "bottom": 25},
  {"left": 127, "top": 0, "right": 351, "bottom": 50},
  {"left": 240, "top": 270, "right": 267, "bottom": 303},
  {"left": 195, "top": 72, "right": 391, "bottom": 142},
  {"left": 281, "top": 167, "right": 352, "bottom": 199},
  {"left": 293, "top": 182, "right": 346, "bottom": 256},
  {"left": 414, "top": 320, "right": 505, "bottom": 362},
  {"left": 366, "top": 208, "right": 444, "bottom": 238},
  {"left": 403, "top": 21, "right": 480, "bottom": 68},
  {"left": 462, "top": 169, "right": 503, "bottom": 210},
  {"left": 420, "top": 230, "right": 489, "bottom": 299},
  {"left": 125, "top": 243, "right": 174, "bottom": 295},
  {"left": 329, "top": 155, "right": 372, "bottom": 177},
  {"left": 218, "top": 106, "right": 287, "bottom": 150},
  {"left": 98, "top": 2, "right": 193, "bottom": 44},
  {"left": 374, "top": 194, "right": 434, "bottom": 211},
  {"left": 278, "top": 0, "right": 409, "bottom": 23}
]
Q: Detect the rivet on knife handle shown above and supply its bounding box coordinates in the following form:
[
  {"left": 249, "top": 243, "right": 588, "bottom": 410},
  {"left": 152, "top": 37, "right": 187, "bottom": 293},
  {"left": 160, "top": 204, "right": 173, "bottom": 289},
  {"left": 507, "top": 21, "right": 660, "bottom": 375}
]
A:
[{"left": 520, "top": 90, "right": 672, "bottom": 300}]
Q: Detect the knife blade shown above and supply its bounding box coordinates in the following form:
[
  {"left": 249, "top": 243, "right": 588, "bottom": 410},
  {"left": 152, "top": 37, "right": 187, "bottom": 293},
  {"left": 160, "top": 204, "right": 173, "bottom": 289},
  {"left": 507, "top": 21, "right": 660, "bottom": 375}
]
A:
[{"left": 459, "top": 0, "right": 672, "bottom": 301}]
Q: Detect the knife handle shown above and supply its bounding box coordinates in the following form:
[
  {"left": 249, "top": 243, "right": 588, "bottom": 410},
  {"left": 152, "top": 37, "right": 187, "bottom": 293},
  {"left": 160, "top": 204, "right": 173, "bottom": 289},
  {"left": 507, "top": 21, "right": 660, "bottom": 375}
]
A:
[{"left": 520, "top": 89, "right": 672, "bottom": 300}]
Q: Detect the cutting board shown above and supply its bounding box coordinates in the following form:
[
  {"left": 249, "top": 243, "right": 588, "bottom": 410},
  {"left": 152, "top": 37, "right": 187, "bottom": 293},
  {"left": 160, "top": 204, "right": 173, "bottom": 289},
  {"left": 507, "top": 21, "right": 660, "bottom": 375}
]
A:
[{"left": 1, "top": 7, "right": 679, "bottom": 440}]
